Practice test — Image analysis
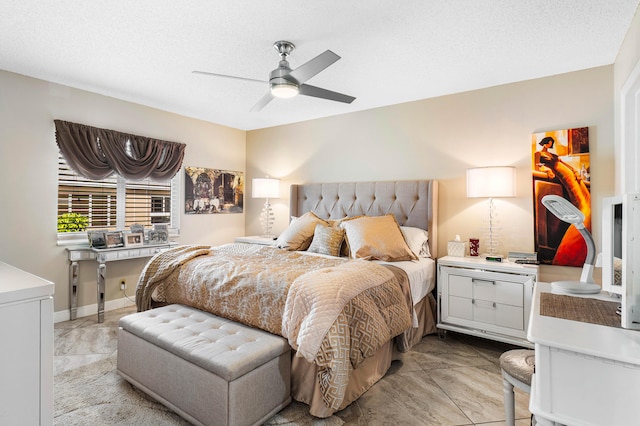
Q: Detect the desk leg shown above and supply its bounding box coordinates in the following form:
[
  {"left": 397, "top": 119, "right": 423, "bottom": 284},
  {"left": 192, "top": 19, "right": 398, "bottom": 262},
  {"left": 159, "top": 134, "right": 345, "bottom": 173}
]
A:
[
  {"left": 69, "top": 261, "right": 79, "bottom": 320},
  {"left": 96, "top": 262, "right": 106, "bottom": 323}
]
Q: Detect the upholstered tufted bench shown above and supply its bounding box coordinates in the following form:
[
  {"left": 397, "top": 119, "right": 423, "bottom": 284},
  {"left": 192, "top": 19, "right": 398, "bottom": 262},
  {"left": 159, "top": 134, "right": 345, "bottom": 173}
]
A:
[{"left": 117, "top": 304, "right": 291, "bottom": 426}]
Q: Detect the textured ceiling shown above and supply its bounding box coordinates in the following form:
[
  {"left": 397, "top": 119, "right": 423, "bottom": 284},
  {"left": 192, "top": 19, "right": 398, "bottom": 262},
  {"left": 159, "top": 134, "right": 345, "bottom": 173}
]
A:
[{"left": 1, "top": 1, "right": 638, "bottom": 130}]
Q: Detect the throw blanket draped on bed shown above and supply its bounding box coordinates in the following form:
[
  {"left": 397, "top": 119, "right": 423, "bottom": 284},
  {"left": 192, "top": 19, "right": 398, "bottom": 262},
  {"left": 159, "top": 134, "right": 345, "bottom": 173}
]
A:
[{"left": 135, "top": 244, "right": 412, "bottom": 411}]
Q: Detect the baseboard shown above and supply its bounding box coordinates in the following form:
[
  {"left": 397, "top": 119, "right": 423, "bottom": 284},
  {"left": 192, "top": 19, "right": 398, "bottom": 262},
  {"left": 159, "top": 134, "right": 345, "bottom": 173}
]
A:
[{"left": 54, "top": 296, "right": 136, "bottom": 323}]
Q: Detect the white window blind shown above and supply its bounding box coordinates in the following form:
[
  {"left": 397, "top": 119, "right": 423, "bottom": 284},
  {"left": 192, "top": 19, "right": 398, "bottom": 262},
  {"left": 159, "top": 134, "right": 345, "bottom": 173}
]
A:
[{"left": 57, "top": 153, "right": 180, "bottom": 242}]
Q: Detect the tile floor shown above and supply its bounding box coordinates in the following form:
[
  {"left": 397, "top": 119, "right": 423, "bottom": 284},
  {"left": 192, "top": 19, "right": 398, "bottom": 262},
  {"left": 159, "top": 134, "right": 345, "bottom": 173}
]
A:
[{"left": 54, "top": 305, "right": 532, "bottom": 425}]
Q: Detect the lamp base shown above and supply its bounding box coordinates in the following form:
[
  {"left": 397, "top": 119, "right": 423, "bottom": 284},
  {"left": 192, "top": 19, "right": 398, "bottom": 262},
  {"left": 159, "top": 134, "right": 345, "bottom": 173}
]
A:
[{"left": 551, "top": 280, "right": 601, "bottom": 294}]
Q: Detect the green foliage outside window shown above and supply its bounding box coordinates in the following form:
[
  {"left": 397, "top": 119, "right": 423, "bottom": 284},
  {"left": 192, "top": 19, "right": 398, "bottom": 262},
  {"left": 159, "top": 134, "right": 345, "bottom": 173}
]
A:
[{"left": 57, "top": 212, "right": 89, "bottom": 233}]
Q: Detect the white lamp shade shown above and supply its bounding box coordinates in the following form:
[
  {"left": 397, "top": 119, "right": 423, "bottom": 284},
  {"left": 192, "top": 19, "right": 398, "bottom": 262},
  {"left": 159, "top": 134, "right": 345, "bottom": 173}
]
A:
[
  {"left": 252, "top": 178, "right": 280, "bottom": 199},
  {"left": 466, "top": 166, "right": 516, "bottom": 198}
]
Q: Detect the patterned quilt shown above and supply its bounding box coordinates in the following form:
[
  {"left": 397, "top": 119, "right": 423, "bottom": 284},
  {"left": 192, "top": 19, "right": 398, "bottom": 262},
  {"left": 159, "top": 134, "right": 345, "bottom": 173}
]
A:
[{"left": 135, "top": 243, "right": 412, "bottom": 411}]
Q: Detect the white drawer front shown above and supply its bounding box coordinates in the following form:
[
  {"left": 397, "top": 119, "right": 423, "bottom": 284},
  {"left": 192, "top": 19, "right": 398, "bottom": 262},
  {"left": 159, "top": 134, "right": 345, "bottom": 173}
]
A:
[
  {"left": 473, "top": 299, "right": 523, "bottom": 329},
  {"left": 448, "top": 295, "right": 473, "bottom": 320},
  {"left": 495, "top": 303, "right": 523, "bottom": 329},
  {"left": 473, "top": 278, "right": 523, "bottom": 307},
  {"left": 449, "top": 275, "right": 473, "bottom": 298}
]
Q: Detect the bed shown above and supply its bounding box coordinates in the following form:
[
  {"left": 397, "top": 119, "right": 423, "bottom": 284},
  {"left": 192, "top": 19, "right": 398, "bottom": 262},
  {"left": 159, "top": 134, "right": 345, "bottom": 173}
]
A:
[{"left": 135, "top": 179, "right": 438, "bottom": 418}]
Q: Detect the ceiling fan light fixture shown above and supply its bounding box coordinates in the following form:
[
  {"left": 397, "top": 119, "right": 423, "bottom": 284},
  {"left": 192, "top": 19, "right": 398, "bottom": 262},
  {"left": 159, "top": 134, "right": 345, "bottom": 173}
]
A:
[{"left": 270, "top": 81, "right": 299, "bottom": 98}]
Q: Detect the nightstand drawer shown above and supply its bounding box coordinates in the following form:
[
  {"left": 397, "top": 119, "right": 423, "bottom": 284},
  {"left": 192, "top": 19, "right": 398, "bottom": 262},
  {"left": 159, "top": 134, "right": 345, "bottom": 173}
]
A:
[
  {"left": 472, "top": 299, "right": 523, "bottom": 329},
  {"left": 473, "top": 278, "right": 523, "bottom": 307},
  {"left": 448, "top": 274, "right": 524, "bottom": 307},
  {"left": 449, "top": 295, "right": 473, "bottom": 320},
  {"left": 449, "top": 275, "right": 473, "bottom": 298},
  {"left": 449, "top": 296, "right": 524, "bottom": 330}
]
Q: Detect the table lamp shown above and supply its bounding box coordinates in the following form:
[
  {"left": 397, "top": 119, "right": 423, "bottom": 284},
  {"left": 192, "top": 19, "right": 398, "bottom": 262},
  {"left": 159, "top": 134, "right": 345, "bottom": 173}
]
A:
[
  {"left": 252, "top": 177, "right": 280, "bottom": 238},
  {"left": 467, "top": 166, "right": 516, "bottom": 257}
]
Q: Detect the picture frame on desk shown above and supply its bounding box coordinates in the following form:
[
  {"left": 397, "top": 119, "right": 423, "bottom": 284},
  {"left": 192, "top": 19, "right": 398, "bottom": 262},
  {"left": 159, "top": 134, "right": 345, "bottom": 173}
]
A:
[
  {"left": 148, "top": 229, "right": 169, "bottom": 244},
  {"left": 87, "top": 230, "right": 106, "bottom": 248},
  {"left": 124, "top": 232, "right": 144, "bottom": 247},
  {"left": 130, "top": 223, "right": 144, "bottom": 235},
  {"left": 105, "top": 231, "right": 125, "bottom": 248}
]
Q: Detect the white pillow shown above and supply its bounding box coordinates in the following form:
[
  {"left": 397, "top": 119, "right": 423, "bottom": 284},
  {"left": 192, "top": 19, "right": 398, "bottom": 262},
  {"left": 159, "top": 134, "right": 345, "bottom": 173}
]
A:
[{"left": 400, "top": 226, "right": 431, "bottom": 258}]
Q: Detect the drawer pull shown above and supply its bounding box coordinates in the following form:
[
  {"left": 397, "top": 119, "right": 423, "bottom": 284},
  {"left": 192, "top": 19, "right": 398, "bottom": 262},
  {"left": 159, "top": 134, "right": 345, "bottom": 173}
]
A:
[
  {"left": 493, "top": 302, "right": 497, "bottom": 308},
  {"left": 472, "top": 278, "right": 496, "bottom": 285}
]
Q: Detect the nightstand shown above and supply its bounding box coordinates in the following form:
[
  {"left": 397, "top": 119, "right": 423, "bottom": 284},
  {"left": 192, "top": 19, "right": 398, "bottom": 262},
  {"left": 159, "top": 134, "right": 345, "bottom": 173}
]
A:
[
  {"left": 234, "top": 235, "right": 278, "bottom": 246},
  {"left": 437, "top": 256, "right": 538, "bottom": 348}
]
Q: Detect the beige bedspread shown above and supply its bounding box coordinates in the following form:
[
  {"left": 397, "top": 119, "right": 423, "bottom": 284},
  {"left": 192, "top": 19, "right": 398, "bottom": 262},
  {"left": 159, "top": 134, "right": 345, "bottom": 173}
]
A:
[{"left": 136, "top": 243, "right": 412, "bottom": 411}]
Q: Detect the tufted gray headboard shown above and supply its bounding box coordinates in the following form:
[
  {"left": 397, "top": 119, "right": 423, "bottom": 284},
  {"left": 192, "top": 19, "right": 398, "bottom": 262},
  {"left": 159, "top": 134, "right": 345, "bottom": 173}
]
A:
[{"left": 290, "top": 180, "right": 438, "bottom": 258}]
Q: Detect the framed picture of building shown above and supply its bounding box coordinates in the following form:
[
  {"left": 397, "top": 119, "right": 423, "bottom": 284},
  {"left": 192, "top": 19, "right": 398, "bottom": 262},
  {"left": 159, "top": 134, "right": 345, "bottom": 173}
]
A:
[{"left": 184, "top": 167, "right": 244, "bottom": 214}]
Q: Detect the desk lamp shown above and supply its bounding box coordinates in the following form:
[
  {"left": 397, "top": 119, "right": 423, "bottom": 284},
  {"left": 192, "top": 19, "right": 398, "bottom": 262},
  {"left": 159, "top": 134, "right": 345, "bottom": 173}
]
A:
[{"left": 541, "top": 194, "right": 600, "bottom": 294}]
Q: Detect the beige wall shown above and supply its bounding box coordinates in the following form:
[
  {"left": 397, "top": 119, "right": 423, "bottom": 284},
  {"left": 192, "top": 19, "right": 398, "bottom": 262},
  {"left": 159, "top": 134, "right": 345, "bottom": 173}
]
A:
[
  {"left": 247, "top": 66, "right": 615, "bottom": 284},
  {"left": 0, "top": 70, "right": 245, "bottom": 318}
]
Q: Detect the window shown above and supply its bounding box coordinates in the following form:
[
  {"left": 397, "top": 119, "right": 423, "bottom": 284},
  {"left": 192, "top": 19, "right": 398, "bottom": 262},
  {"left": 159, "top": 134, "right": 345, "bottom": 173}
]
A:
[{"left": 57, "top": 153, "right": 180, "bottom": 242}]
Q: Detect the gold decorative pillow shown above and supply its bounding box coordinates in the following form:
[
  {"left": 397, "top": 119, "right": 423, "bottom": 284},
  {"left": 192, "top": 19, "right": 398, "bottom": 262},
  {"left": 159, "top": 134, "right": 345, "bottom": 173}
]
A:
[
  {"left": 341, "top": 214, "right": 418, "bottom": 261},
  {"left": 307, "top": 223, "right": 345, "bottom": 257},
  {"left": 276, "top": 211, "right": 327, "bottom": 251}
]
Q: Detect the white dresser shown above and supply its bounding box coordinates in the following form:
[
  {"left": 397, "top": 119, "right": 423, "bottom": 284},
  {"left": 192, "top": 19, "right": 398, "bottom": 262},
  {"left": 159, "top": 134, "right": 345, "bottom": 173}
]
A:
[
  {"left": 437, "top": 256, "right": 538, "bottom": 348},
  {"left": 0, "top": 261, "right": 54, "bottom": 426},
  {"left": 528, "top": 282, "right": 640, "bottom": 426}
]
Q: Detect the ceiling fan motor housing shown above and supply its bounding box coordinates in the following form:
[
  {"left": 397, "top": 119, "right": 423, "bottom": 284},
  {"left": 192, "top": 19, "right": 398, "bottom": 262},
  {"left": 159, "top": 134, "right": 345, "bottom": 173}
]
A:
[{"left": 269, "top": 56, "right": 299, "bottom": 97}]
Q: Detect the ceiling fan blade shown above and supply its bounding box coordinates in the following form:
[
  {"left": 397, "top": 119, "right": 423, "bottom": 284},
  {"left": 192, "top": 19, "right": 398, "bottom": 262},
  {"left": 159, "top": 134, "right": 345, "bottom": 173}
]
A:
[
  {"left": 192, "top": 70, "right": 265, "bottom": 84},
  {"left": 250, "top": 92, "right": 275, "bottom": 112},
  {"left": 299, "top": 84, "right": 355, "bottom": 104},
  {"left": 288, "top": 50, "right": 340, "bottom": 84}
]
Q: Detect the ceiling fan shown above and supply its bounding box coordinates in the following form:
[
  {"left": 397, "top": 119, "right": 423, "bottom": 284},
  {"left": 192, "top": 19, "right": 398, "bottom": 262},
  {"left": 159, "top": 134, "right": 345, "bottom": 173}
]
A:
[{"left": 193, "top": 40, "right": 356, "bottom": 112}]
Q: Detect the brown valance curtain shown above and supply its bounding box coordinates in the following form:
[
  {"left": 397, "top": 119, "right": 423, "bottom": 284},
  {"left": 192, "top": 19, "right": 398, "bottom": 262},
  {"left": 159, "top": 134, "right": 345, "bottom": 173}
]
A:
[{"left": 54, "top": 119, "right": 185, "bottom": 181}]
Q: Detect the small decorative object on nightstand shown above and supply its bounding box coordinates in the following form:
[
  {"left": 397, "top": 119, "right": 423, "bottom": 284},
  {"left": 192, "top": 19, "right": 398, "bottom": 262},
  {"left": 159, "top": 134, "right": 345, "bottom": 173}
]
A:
[
  {"left": 234, "top": 235, "right": 278, "bottom": 246},
  {"left": 469, "top": 238, "right": 480, "bottom": 256},
  {"left": 447, "top": 235, "right": 467, "bottom": 257},
  {"left": 437, "top": 255, "right": 538, "bottom": 347}
]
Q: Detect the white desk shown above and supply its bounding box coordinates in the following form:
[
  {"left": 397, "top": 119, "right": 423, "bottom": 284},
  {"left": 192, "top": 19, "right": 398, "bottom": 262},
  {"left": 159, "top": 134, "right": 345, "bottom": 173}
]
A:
[
  {"left": 0, "top": 261, "right": 54, "bottom": 425},
  {"left": 527, "top": 282, "right": 640, "bottom": 425},
  {"left": 66, "top": 243, "right": 175, "bottom": 322}
]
